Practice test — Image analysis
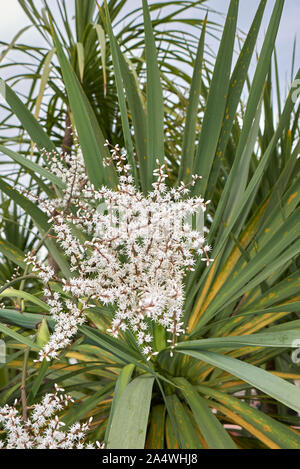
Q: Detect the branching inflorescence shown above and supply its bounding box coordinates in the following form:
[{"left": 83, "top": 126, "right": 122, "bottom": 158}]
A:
[
  {"left": 25, "top": 142, "right": 213, "bottom": 361},
  {"left": 0, "top": 384, "right": 101, "bottom": 449}
]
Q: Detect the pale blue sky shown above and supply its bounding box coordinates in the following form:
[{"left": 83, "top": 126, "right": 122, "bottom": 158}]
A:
[
  {"left": 1, "top": 1, "right": 299, "bottom": 101},
  {"left": 213, "top": 0, "right": 299, "bottom": 91}
]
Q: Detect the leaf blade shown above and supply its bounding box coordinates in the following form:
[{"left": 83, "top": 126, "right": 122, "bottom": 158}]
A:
[{"left": 107, "top": 374, "right": 154, "bottom": 449}]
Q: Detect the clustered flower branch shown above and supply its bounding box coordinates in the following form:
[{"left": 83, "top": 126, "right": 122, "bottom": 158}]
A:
[
  {"left": 25, "top": 143, "right": 213, "bottom": 361},
  {"left": 0, "top": 384, "right": 100, "bottom": 449}
]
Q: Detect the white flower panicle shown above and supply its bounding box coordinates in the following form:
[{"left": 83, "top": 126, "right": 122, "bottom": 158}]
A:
[
  {"left": 0, "top": 384, "right": 100, "bottom": 449},
  {"left": 25, "top": 142, "right": 213, "bottom": 360}
]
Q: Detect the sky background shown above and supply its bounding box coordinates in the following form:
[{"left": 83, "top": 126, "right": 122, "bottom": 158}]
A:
[
  {"left": 0, "top": 0, "right": 299, "bottom": 102},
  {"left": 213, "top": 0, "right": 300, "bottom": 91}
]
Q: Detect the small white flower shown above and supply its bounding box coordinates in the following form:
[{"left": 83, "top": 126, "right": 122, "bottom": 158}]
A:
[{"left": 0, "top": 385, "right": 100, "bottom": 449}]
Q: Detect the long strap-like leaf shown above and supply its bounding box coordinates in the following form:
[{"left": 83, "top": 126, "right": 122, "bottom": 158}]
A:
[
  {"left": 192, "top": 0, "right": 239, "bottom": 196},
  {"left": 142, "top": 0, "right": 165, "bottom": 188},
  {"left": 178, "top": 349, "right": 300, "bottom": 413}
]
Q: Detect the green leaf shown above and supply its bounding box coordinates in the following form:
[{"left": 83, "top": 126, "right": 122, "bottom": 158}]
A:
[
  {"left": 194, "top": 211, "right": 300, "bottom": 330},
  {"left": 0, "top": 237, "right": 26, "bottom": 268},
  {"left": 29, "top": 359, "right": 50, "bottom": 401},
  {"left": 178, "top": 329, "right": 300, "bottom": 351},
  {"left": 221, "top": 96, "right": 263, "bottom": 227},
  {"left": 94, "top": 23, "right": 107, "bottom": 96},
  {"left": 104, "top": 363, "right": 135, "bottom": 444},
  {"left": 50, "top": 22, "right": 115, "bottom": 188},
  {"left": 104, "top": 2, "right": 138, "bottom": 185},
  {"left": 79, "top": 325, "right": 164, "bottom": 380},
  {"left": 0, "top": 288, "right": 50, "bottom": 311},
  {"left": 208, "top": 0, "right": 267, "bottom": 198},
  {"left": 178, "top": 15, "right": 207, "bottom": 183},
  {"left": 63, "top": 382, "right": 115, "bottom": 427},
  {"left": 0, "top": 178, "right": 50, "bottom": 235},
  {"left": 36, "top": 317, "right": 50, "bottom": 347},
  {"left": 203, "top": 301, "right": 300, "bottom": 336},
  {"left": 107, "top": 374, "right": 154, "bottom": 449},
  {"left": 75, "top": 0, "right": 96, "bottom": 41},
  {"left": 0, "top": 79, "right": 56, "bottom": 153},
  {"left": 193, "top": 0, "right": 239, "bottom": 195},
  {"left": 76, "top": 42, "right": 85, "bottom": 81},
  {"left": 79, "top": 325, "right": 143, "bottom": 365},
  {"left": 221, "top": 0, "right": 284, "bottom": 228},
  {"left": 165, "top": 394, "right": 202, "bottom": 449},
  {"left": 0, "top": 178, "right": 71, "bottom": 278},
  {"left": 0, "top": 145, "right": 65, "bottom": 189},
  {"left": 192, "top": 67, "right": 300, "bottom": 319},
  {"left": 209, "top": 1, "right": 288, "bottom": 250},
  {"left": 0, "top": 322, "right": 40, "bottom": 351},
  {"left": 142, "top": 0, "right": 165, "bottom": 186},
  {"left": 117, "top": 49, "right": 148, "bottom": 191},
  {"left": 178, "top": 349, "right": 300, "bottom": 413},
  {"left": 197, "top": 384, "right": 300, "bottom": 449},
  {"left": 146, "top": 404, "right": 165, "bottom": 448},
  {"left": 34, "top": 48, "right": 56, "bottom": 120},
  {"left": 0, "top": 26, "right": 31, "bottom": 64},
  {"left": 0, "top": 309, "right": 52, "bottom": 330},
  {"left": 175, "top": 377, "right": 237, "bottom": 449}
]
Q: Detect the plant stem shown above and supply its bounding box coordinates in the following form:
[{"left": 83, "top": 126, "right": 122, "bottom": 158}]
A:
[{"left": 21, "top": 347, "right": 30, "bottom": 421}]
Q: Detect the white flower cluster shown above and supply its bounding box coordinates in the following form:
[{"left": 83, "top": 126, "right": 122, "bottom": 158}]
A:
[
  {"left": 0, "top": 384, "right": 100, "bottom": 449},
  {"left": 26, "top": 143, "right": 213, "bottom": 360}
]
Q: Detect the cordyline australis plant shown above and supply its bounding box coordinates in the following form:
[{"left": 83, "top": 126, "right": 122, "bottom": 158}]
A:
[
  {"left": 25, "top": 142, "right": 212, "bottom": 362},
  {"left": 0, "top": 384, "right": 101, "bottom": 449},
  {"left": 1, "top": 0, "right": 300, "bottom": 451}
]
